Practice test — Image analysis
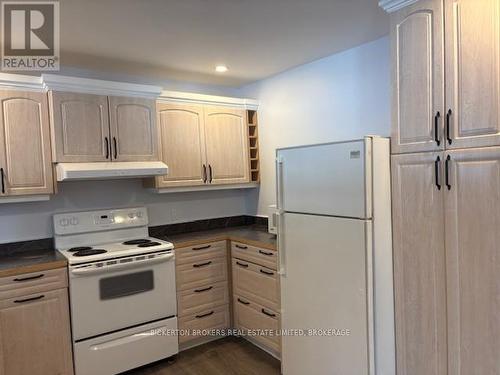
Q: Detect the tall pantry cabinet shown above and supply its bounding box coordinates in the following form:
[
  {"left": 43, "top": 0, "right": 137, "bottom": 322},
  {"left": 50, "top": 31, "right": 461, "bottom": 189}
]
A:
[{"left": 382, "top": 0, "right": 500, "bottom": 374}]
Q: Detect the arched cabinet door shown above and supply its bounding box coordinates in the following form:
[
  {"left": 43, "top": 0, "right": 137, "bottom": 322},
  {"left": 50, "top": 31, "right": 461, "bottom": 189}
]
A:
[
  {"left": 203, "top": 106, "right": 250, "bottom": 185},
  {"left": 0, "top": 90, "right": 53, "bottom": 196},
  {"left": 108, "top": 96, "right": 158, "bottom": 161}
]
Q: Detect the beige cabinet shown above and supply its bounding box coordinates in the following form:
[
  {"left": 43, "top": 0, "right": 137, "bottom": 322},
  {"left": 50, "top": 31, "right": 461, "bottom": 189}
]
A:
[
  {"left": 391, "top": 152, "right": 447, "bottom": 375},
  {"left": 0, "top": 90, "right": 53, "bottom": 197},
  {"left": 444, "top": 147, "right": 500, "bottom": 374},
  {"left": 156, "top": 103, "right": 207, "bottom": 187},
  {"left": 391, "top": 0, "right": 500, "bottom": 153},
  {"left": 49, "top": 91, "right": 158, "bottom": 162},
  {"left": 151, "top": 103, "right": 251, "bottom": 189},
  {"left": 0, "top": 269, "right": 73, "bottom": 375},
  {"left": 391, "top": 0, "right": 445, "bottom": 154},
  {"left": 108, "top": 96, "right": 158, "bottom": 161},
  {"left": 445, "top": 0, "right": 500, "bottom": 149},
  {"left": 204, "top": 106, "right": 250, "bottom": 185}
]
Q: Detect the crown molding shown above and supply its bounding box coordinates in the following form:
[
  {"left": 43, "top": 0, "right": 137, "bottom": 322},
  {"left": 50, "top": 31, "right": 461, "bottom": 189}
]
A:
[
  {"left": 379, "top": 0, "right": 419, "bottom": 13},
  {"left": 0, "top": 73, "right": 44, "bottom": 91},
  {"left": 42, "top": 74, "right": 162, "bottom": 98},
  {"left": 159, "top": 90, "right": 259, "bottom": 110}
]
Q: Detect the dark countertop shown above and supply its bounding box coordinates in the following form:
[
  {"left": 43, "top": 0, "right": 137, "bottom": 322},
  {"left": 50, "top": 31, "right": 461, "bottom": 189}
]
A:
[
  {"left": 0, "top": 239, "right": 67, "bottom": 278},
  {"left": 158, "top": 225, "right": 277, "bottom": 251}
]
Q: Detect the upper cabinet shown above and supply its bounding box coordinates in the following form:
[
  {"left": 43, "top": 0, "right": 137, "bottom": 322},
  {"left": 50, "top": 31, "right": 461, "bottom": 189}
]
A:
[
  {"left": 108, "top": 96, "right": 158, "bottom": 161},
  {"left": 391, "top": 0, "right": 445, "bottom": 153},
  {"left": 0, "top": 90, "right": 53, "bottom": 197},
  {"left": 204, "top": 106, "right": 250, "bottom": 185},
  {"left": 49, "top": 91, "right": 158, "bottom": 162},
  {"left": 389, "top": 0, "right": 500, "bottom": 153},
  {"left": 151, "top": 102, "right": 255, "bottom": 190},
  {"left": 49, "top": 92, "right": 110, "bottom": 162},
  {"left": 445, "top": 0, "right": 500, "bottom": 149}
]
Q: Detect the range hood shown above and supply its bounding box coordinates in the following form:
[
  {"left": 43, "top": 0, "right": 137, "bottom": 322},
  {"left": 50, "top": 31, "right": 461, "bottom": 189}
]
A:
[{"left": 56, "top": 162, "right": 168, "bottom": 181}]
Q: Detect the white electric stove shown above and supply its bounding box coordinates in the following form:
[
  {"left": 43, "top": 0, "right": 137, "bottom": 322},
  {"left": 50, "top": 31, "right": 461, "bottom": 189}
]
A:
[{"left": 54, "top": 207, "right": 178, "bottom": 375}]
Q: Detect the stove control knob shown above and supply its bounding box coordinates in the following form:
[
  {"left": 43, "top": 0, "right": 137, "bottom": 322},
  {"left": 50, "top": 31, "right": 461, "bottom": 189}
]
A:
[
  {"left": 60, "top": 218, "right": 69, "bottom": 227},
  {"left": 70, "top": 217, "right": 79, "bottom": 225}
]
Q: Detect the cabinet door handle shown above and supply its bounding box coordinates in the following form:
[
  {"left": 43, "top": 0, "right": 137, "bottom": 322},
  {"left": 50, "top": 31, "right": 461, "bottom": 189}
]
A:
[
  {"left": 14, "top": 295, "right": 45, "bottom": 304},
  {"left": 0, "top": 168, "right": 4, "bottom": 194},
  {"left": 193, "top": 261, "right": 212, "bottom": 268},
  {"left": 113, "top": 137, "right": 118, "bottom": 159},
  {"left": 259, "top": 250, "right": 273, "bottom": 256},
  {"left": 208, "top": 164, "right": 213, "bottom": 183},
  {"left": 195, "top": 311, "right": 214, "bottom": 319},
  {"left": 237, "top": 298, "right": 250, "bottom": 305},
  {"left": 236, "top": 261, "right": 249, "bottom": 268},
  {"left": 13, "top": 274, "right": 44, "bottom": 282},
  {"left": 194, "top": 286, "right": 213, "bottom": 293},
  {"left": 260, "top": 269, "right": 274, "bottom": 276},
  {"left": 434, "top": 156, "right": 441, "bottom": 190},
  {"left": 261, "top": 308, "right": 276, "bottom": 318},
  {"left": 434, "top": 111, "right": 441, "bottom": 146},
  {"left": 202, "top": 164, "right": 207, "bottom": 183},
  {"left": 445, "top": 155, "right": 451, "bottom": 190},
  {"left": 192, "top": 245, "right": 211, "bottom": 251},
  {"left": 104, "top": 137, "right": 109, "bottom": 159},
  {"left": 235, "top": 244, "right": 248, "bottom": 250},
  {"left": 446, "top": 109, "right": 453, "bottom": 145}
]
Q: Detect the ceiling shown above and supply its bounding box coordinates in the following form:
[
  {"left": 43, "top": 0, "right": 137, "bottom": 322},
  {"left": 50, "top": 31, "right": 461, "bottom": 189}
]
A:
[{"left": 60, "top": 0, "right": 389, "bottom": 87}]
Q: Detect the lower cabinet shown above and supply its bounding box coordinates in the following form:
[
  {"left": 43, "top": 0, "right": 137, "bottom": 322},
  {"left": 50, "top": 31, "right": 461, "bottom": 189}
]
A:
[{"left": 0, "top": 269, "right": 73, "bottom": 375}]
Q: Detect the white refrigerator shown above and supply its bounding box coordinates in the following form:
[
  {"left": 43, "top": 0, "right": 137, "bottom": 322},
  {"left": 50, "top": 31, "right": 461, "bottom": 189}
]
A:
[{"left": 276, "top": 137, "right": 395, "bottom": 375}]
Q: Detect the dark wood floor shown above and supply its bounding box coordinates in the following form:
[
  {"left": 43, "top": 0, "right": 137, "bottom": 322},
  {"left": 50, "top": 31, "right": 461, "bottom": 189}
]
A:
[{"left": 126, "top": 337, "right": 281, "bottom": 375}]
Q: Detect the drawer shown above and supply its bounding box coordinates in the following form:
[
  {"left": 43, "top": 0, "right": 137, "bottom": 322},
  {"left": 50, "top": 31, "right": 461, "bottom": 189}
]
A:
[
  {"left": 176, "top": 257, "right": 227, "bottom": 291},
  {"left": 232, "top": 258, "right": 280, "bottom": 311},
  {"left": 0, "top": 268, "right": 68, "bottom": 301},
  {"left": 233, "top": 295, "right": 280, "bottom": 353},
  {"left": 231, "top": 241, "right": 278, "bottom": 270},
  {"left": 178, "top": 304, "right": 230, "bottom": 344},
  {"left": 177, "top": 281, "right": 229, "bottom": 317},
  {"left": 176, "top": 241, "right": 227, "bottom": 265}
]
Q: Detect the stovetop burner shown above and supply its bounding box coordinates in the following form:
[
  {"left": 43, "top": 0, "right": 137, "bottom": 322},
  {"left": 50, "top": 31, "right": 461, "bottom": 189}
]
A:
[
  {"left": 137, "top": 242, "right": 161, "bottom": 248},
  {"left": 123, "top": 239, "right": 151, "bottom": 245},
  {"left": 73, "top": 249, "right": 107, "bottom": 257},
  {"left": 68, "top": 246, "right": 93, "bottom": 252}
]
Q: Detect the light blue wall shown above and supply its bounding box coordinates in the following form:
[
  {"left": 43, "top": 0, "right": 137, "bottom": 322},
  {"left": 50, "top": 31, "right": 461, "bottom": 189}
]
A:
[{"left": 239, "top": 36, "right": 391, "bottom": 215}]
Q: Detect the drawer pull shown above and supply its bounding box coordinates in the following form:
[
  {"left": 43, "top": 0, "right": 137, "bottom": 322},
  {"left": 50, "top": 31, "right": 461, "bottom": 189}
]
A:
[
  {"left": 261, "top": 308, "right": 276, "bottom": 318},
  {"left": 260, "top": 269, "right": 274, "bottom": 276},
  {"left": 13, "top": 274, "right": 44, "bottom": 282},
  {"left": 237, "top": 298, "right": 250, "bottom": 305},
  {"left": 14, "top": 294, "right": 45, "bottom": 304},
  {"left": 195, "top": 311, "right": 214, "bottom": 319},
  {"left": 235, "top": 244, "right": 248, "bottom": 250},
  {"left": 259, "top": 250, "right": 274, "bottom": 256},
  {"left": 194, "top": 286, "right": 213, "bottom": 293},
  {"left": 193, "top": 261, "right": 212, "bottom": 268},
  {"left": 236, "top": 261, "right": 249, "bottom": 268},
  {"left": 192, "top": 245, "right": 211, "bottom": 251}
]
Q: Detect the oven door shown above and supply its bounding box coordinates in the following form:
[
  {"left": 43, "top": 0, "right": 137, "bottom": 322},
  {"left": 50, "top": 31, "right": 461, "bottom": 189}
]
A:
[{"left": 69, "top": 251, "right": 177, "bottom": 340}]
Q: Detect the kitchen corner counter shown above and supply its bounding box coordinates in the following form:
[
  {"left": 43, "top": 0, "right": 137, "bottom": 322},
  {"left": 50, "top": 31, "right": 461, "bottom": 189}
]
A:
[
  {"left": 157, "top": 226, "right": 277, "bottom": 251},
  {"left": 0, "top": 240, "right": 67, "bottom": 278}
]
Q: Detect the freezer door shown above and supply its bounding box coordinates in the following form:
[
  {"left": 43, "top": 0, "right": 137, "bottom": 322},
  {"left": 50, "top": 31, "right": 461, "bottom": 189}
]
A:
[
  {"left": 277, "top": 139, "right": 371, "bottom": 219},
  {"left": 280, "top": 212, "right": 374, "bottom": 375}
]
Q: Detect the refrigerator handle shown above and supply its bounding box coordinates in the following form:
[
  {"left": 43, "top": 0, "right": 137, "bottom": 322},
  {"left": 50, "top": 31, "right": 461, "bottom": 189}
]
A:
[
  {"left": 276, "top": 156, "right": 284, "bottom": 211},
  {"left": 277, "top": 212, "right": 286, "bottom": 276}
]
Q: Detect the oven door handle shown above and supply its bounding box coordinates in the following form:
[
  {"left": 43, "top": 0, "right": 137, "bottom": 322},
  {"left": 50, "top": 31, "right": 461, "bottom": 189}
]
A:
[{"left": 70, "top": 252, "right": 175, "bottom": 276}]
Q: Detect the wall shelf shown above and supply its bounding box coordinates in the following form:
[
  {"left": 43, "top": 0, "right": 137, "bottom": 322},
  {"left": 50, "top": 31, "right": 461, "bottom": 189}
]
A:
[{"left": 247, "top": 110, "right": 260, "bottom": 183}]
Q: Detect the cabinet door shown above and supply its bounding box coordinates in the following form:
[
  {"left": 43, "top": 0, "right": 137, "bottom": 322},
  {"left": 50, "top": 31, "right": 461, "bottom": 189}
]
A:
[
  {"left": 204, "top": 106, "right": 250, "bottom": 185},
  {"left": 0, "top": 91, "right": 53, "bottom": 196},
  {"left": 108, "top": 96, "right": 158, "bottom": 161},
  {"left": 445, "top": 0, "right": 500, "bottom": 149},
  {"left": 444, "top": 147, "right": 500, "bottom": 374},
  {"left": 49, "top": 91, "right": 111, "bottom": 162},
  {"left": 156, "top": 103, "right": 207, "bottom": 187},
  {"left": 391, "top": 152, "right": 447, "bottom": 375},
  {"left": 0, "top": 289, "right": 73, "bottom": 375},
  {"left": 391, "top": 0, "right": 445, "bottom": 154}
]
